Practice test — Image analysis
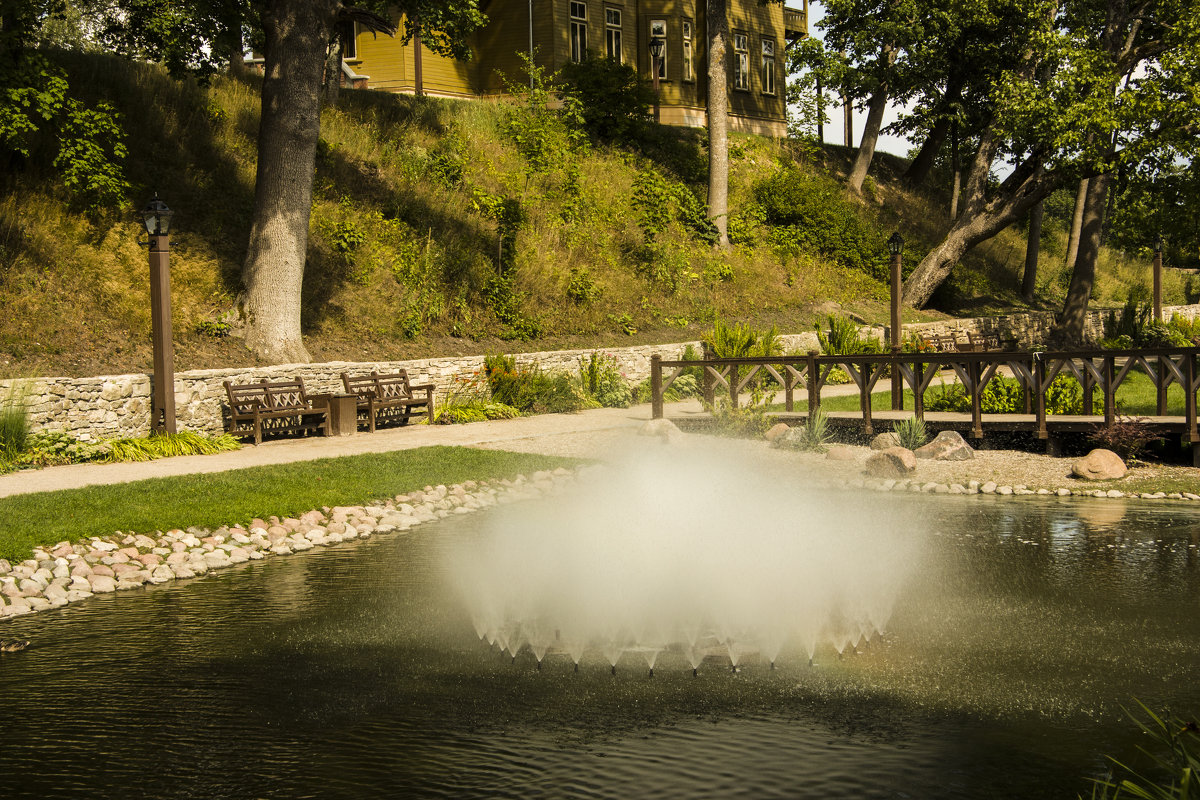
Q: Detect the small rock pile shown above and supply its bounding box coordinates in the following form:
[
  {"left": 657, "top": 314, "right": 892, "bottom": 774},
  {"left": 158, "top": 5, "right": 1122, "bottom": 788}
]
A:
[{"left": 0, "top": 469, "right": 577, "bottom": 620}]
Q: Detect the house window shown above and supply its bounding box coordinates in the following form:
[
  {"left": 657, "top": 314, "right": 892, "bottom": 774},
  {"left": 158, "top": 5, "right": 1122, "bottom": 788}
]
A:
[
  {"left": 682, "top": 20, "right": 694, "bottom": 82},
  {"left": 605, "top": 8, "right": 622, "bottom": 62},
  {"left": 337, "top": 21, "right": 357, "bottom": 60},
  {"left": 733, "top": 33, "right": 749, "bottom": 91},
  {"left": 650, "top": 19, "right": 667, "bottom": 78},
  {"left": 570, "top": 1, "right": 587, "bottom": 63},
  {"left": 761, "top": 38, "right": 776, "bottom": 94}
]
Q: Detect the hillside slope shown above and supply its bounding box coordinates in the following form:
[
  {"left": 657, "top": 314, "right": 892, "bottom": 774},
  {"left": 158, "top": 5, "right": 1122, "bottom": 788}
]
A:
[{"left": 0, "top": 51, "right": 1179, "bottom": 379}]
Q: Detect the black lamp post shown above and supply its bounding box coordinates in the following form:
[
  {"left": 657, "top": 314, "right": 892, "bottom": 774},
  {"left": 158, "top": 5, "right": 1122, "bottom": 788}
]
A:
[
  {"left": 888, "top": 231, "right": 904, "bottom": 410},
  {"left": 1153, "top": 235, "right": 1164, "bottom": 322},
  {"left": 648, "top": 36, "right": 665, "bottom": 123},
  {"left": 140, "top": 195, "right": 176, "bottom": 435}
]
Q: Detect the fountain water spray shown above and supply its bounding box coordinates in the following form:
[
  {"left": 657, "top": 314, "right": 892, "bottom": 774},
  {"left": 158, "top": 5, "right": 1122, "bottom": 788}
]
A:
[{"left": 448, "top": 442, "right": 922, "bottom": 674}]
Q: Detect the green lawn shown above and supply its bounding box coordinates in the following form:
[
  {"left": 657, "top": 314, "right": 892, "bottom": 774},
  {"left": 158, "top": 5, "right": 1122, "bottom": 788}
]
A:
[{"left": 0, "top": 447, "right": 581, "bottom": 562}]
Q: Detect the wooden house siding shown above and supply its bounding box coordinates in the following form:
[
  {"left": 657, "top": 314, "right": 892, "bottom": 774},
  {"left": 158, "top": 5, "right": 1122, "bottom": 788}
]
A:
[{"left": 346, "top": 0, "right": 800, "bottom": 136}]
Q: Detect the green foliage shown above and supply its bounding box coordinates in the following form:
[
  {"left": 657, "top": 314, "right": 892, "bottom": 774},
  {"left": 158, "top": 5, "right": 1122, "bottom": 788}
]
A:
[
  {"left": 195, "top": 317, "right": 232, "bottom": 337},
  {"left": 483, "top": 354, "right": 593, "bottom": 414},
  {"left": 103, "top": 431, "right": 240, "bottom": 462},
  {"left": 708, "top": 399, "right": 773, "bottom": 439},
  {"left": 924, "top": 380, "right": 967, "bottom": 412},
  {"left": 632, "top": 168, "right": 718, "bottom": 244},
  {"left": 756, "top": 167, "right": 887, "bottom": 278},
  {"left": 981, "top": 376, "right": 1025, "bottom": 414},
  {"left": 432, "top": 369, "right": 522, "bottom": 424},
  {"left": 803, "top": 408, "right": 833, "bottom": 452},
  {"left": 892, "top": 415, "right": 927, "bottom": 450},
  {"left": 816, "top": 314, "right": 881, "bottom": 356},
  {"left": 53, "top": 98, "right": 130, "bottom": 212},
  {"left": 1086, "top": 702, "right": 1200, "bottom": 800},
  {"left": 560, "top": 57, "right": 654, "bottom": 142},
  {"left": 579, "top": 352, "right": 632, "bottom": 408},
  {"left": 1046, "top": 374, "right": 1102, "bottom": 415},
  {"left": 704, "top": 319, "right": 783, "bottom": 359},
  {"left": 0, "top": 55, "right": 69, "bottom": 158},
  {"left": 500, "top": 54, "right": 588, "bottom": 173},
  {"left": 0, "top": 382, "right": 31, "bottom": 462},
  {"left": 566, "top": 268, "right": 600, "bottom": 305},
  {"left": 16, "top": 430, "right": 106, "bottom": 467}
]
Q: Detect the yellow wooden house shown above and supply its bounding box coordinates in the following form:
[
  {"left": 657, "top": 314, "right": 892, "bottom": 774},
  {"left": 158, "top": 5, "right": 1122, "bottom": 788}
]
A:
[{"left": 342, "top": 0, "right": 808, "bottom": 137}]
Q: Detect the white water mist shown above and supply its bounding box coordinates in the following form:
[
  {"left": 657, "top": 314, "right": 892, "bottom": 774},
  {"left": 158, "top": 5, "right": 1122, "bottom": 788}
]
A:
[{"left": 448, "top": 440, "right": 924, "bottom": 672}]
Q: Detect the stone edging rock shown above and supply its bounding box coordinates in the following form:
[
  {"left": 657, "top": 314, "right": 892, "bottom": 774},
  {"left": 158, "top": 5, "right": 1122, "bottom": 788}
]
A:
[
  {"left": 0, "top": 468, "right": 577, "bottom": 621},
  {"left": 832, "top": 476, "right": 1200, "bottom": 501}
]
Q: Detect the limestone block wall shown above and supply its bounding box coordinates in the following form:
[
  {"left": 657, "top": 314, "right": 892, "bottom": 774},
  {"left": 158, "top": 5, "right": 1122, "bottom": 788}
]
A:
[{"left": 4, "top": 304, "right": 1199, "bottom": 442}]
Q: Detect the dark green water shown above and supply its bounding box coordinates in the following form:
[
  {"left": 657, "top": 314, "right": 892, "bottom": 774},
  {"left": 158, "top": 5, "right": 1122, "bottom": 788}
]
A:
[{"left": 1, "top": 495, "right": 1198, "bottom": 799}]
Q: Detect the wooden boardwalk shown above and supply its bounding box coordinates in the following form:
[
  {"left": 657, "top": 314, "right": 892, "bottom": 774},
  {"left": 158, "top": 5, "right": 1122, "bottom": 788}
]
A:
[{"left": 648, "top": 347, "right": 1200, "bottom": 464}]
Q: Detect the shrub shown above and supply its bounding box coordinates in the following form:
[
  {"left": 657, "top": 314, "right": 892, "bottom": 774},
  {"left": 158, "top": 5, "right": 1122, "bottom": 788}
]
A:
[
  {"left": 484, "top": 354, "right": 594, "bottom": 414},
  {"left": 892, "top": 415, "right": 927, "bottom": 450},
  {"left": 803, "top": 408, "right": 833, "bottom": 452},
  {"left": 755, "top": 167, "right": 888, "bottom": 278},
  {"left": 632, "top": 372, "right": 699, "bottom": 404},
  {"left": 579, "top": 352, "right": 632, "bottom": 408},
  {"left": 924, "top": 380, "right": 968, "bottom": 412},
  {"left": 704, "top": 319, "right": 783, "bottom": 359},
  {"left": 16, "top": 430, "right": 106, "bottom": 467},
  {"left": 1088, "top": 416, "right": 1163, "bottom": 463},
  {"left": 1046, "top": 374, "right": 1102, "bottom": 415},
  {"left": 435, "top": 370, "right": 523, "bottom": 424},
  {"left": 981, "top": 376, "right": 1026, "bottom": 413},
  {"left": 816, "top": 314, "right": 881, "bottom": 356},
  {"left": 559, "top": 57, "right": 654, "bottom": 142}
]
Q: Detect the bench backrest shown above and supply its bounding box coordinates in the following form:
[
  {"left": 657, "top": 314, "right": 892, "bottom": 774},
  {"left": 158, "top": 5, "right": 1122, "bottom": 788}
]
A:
[
  {"left": 373, "top": 371, "right": 413, "bottom": 400},
  {"left": 224, "top": 379, "right": 310, "bottom": 413},
  {"left": 342, "top": 370, "right": 416, "bottom": 401}
]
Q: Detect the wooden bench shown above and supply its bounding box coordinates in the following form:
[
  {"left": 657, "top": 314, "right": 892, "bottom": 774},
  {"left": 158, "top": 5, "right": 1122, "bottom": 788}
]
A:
[
  {"left": 923, "top": 332, "right": 972, "bottom": 352},
  {"left": 967, "top": 331, "right": 1016, "bottom": 351},
  {"left": 223, "top": 378, "right": 329, "bottom": 445},
  {"left": 341, "top": 370, "right": 435, "bottom": 432}
]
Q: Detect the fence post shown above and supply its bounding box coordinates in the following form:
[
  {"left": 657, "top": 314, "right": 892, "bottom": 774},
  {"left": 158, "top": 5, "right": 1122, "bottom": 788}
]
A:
[
  {"left": 1082, "top": 358, "right": 1094, "bottom": 416},
  {"left": 1103, "top": 355, "right": 1115, "bottom": 427},
  {"left": 1187, "top": 352, "right": 1197, "bottom": 451},
  {"left": 701, "top": 343, "right": 715, "bottom": 407},
  {"left": 729, "top": 360, "right": 739, "bottom": 410},
  {"left": 784, "top": 359, "right": 794, "bottom": 412},
  {"left": 807, "top": 350, "right": 819, "bottom": 414},
  {"left": 1034, "top": 355, "right": 1048, "bottom": 439},
  {"left": 860, "top": 361, "right": 873, "bottom": 436},
  {"left": 969, "top": 358, "right": 983, "bottom": 439},
  {"left": 1157, "top": 355, "right": 1168, "bottom": 416},
  {"left": 913, "top": 360, "right": 925, "bottom": 419},
  {"left": 650, "top": 354, "right": 663, "bottom": 420}
]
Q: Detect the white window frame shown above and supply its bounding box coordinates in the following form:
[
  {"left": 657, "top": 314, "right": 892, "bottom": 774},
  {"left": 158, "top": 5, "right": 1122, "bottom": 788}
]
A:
[
  {"left": 605, "top": 7, "right": 622, "bottom": 63},
  {"left": 570, "top": 1, "right": 588, "bottom": 63},
  {"left": 761, "top": 38, "right": 776, "bottom": 95},
  {"left": 650, "top": 19, "right": 667, "bottom": 79},
  {"left": 682, "top": 20, "right": 694, "bottom": 82},
  {"left": 733, "top": 32, "right": 749, "bottom": 91}
]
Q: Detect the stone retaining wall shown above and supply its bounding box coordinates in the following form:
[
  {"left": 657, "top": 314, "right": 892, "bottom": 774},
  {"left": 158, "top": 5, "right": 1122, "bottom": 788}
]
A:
[{"left": 5, "top": 304, "right": 1200, "bottom": 441}]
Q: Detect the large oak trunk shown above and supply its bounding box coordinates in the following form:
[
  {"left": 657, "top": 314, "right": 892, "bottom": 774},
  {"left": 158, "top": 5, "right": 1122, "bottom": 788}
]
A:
[
  {"left": 239, "top": 0, "right": 339, "bottom": 364},
  {"left": 1022, "top": 199, "right": 1043, "bottom": 302},
  {"left": 1054, "top": 172, "right": 1112, "bottom": 343},
  {"left": 706, "top": 0, "right": 729, "bottom": 248},
  {"left": 1064, "top": 177, "right": 1088, "bottom": 269}
]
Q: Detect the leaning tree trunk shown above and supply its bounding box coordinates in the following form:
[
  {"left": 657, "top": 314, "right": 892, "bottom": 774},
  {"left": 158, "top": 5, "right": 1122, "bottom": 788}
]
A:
[
  {"left": 322, "top": 37, "right": 342, "bottom": 107},
  {"left": 949, "top": 119, "right": 961, "bottom": 219},
  {"left": 902, "top": 80, "right": 961, "bottom": 188},
  {"left": 1022, "top": 199, "right": 1044, "bottom": 302},
  {"left": 1064, "top": 177, "right": 1088, "bottom": 269},
  {"left": 847, "top": 88, "right": 887, "bottom": 194},
  {"left": 706, "top": 0, "right": 730, "bottom": 248},
  {"left": 1054, "top": 172, "right": 1112, "bottom": 343},
  {"left": 238, "top": 0, "right": 339, "bottom": 364}
]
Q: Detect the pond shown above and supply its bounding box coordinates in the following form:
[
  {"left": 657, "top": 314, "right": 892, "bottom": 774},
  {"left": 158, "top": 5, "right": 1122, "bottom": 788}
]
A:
[{"left": 1, "top": 480, "right": 1198, "bottom": 799}]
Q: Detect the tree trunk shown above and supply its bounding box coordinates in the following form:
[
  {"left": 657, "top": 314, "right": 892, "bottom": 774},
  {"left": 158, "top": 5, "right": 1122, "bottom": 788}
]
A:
[
  {"left": 949, "top": 119, "right": 961, "bottom": 219},
  {"left": 1054, "top": 172, "right": 1112, "bottom": 343},
  {"left": 1064, "top": 177, "right": 1088, "bottom": 269},
  {"left": 1022, "top": 199, "right": 1043, "bottom": 302},
  {"left": 323, "top": 37, "right": 341, "bottom": 107},
  {"left": 847, "top": 87, "right": 887, "bottom": 194},
  {"left": 238, "top": 0, "right": 339, "bottom": 364},
  {"left": 815, "top": 74, "right": 823, "bottom": 143},
  {"left": 706, "top": 0, "right": 729, "bottom": 248},
  {"left": 414, "top": 25, "right": 424, "bottom": 97},
  {"left": 903, "top": 138, "right": 1056, "bottom": 307},
  {"left": 902, "top": 116, "right": 950, "bottom": 188},
  {"left": 842, "top": 90, "right": 853, "bottom": 147}
]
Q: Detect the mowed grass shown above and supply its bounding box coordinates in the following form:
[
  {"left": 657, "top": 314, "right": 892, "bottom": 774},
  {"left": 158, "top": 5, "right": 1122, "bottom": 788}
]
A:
[{"left": 0, "top": 446, "right": 580, "bottom": 562}]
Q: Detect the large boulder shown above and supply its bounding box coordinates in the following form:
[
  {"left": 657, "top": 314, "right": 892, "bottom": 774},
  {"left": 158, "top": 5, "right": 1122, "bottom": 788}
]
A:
[
  {"left": 1072, "top": 449, "right": 1127, "bottom": 481},
  {"left": 870, "top": 432, "right": 901, "bottom": 450},
  {"left": 914, "top": 430, "right": 975, "bottom": 461},
  {"left": 638, "top": 418, "right": 685, "bottom": 445},
  {"left": 864, "top": 447, "right": 917, "bottom": 479},
  {"left": 771, "top": 427, "right": 810, "bottom": 450},
  {"left": 764, "top": 423, "right": 791, "bottom": 443}
]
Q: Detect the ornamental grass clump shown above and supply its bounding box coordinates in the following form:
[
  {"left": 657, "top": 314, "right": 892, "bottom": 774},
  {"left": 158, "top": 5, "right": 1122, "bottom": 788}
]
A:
[
  {"left": 0, "top": 381, "right": 31, "bottom": 464},
  {"left": 103, "top": 431, "right": 241, "bottom": 463},
  {"left": 484, "top": 354, "right": 594, "bottom": 414},
  {"left": 892, "top": 415, "right": 927, "bottom": 451}
]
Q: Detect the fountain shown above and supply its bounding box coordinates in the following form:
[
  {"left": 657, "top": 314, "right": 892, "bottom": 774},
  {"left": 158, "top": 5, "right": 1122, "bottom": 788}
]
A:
[{"left": 448, "top": 443, "right": 923, "bottom": 674}]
